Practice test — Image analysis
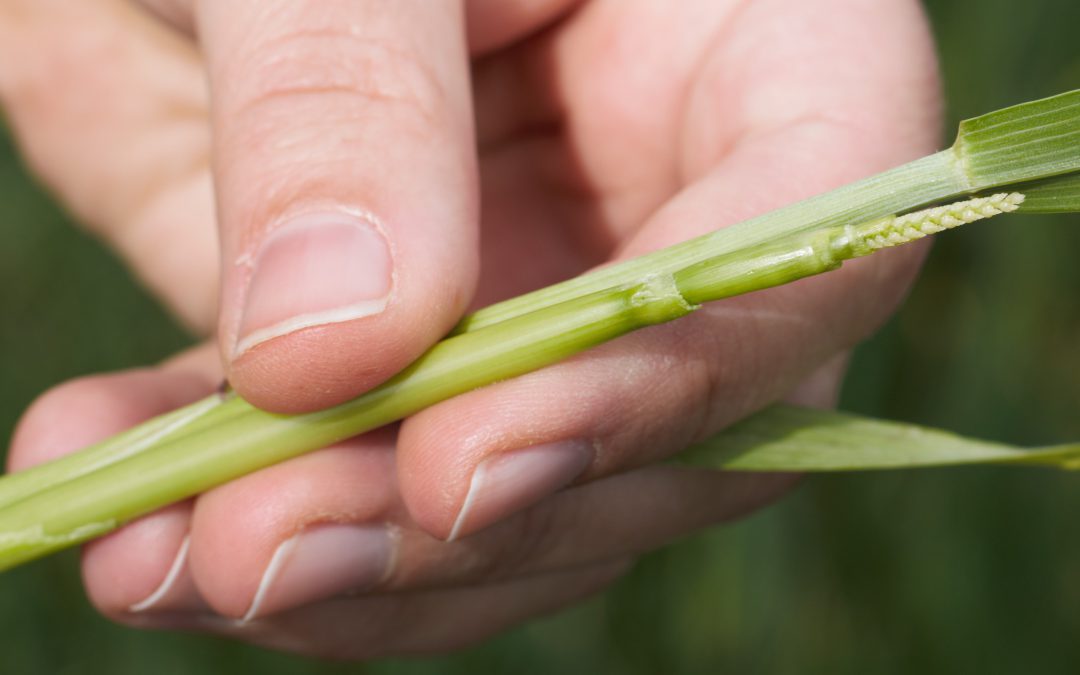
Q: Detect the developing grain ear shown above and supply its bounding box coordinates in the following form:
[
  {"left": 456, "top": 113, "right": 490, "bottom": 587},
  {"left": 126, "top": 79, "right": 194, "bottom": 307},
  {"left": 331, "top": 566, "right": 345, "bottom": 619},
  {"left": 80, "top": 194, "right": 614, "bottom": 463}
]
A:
[{"left": 858, "top": 192, "right": 1025, "bottom": 251}]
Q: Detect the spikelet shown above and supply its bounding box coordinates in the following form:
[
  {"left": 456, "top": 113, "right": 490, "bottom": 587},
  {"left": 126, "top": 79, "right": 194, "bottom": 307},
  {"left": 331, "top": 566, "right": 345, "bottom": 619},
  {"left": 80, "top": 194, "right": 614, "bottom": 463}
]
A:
[{"left": 860, "top": 192, "right": 1025, "bottom": 250}]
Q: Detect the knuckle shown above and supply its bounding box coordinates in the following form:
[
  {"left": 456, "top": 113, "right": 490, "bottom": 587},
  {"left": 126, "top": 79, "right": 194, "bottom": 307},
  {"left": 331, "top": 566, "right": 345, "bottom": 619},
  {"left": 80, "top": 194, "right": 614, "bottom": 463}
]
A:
[{"left": 227, "top": 28, "right": 445, "bottom": 145}]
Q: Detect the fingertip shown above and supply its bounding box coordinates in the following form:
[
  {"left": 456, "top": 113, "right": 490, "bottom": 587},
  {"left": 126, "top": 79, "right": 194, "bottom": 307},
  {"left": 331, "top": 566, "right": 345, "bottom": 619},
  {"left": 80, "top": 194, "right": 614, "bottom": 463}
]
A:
[
  {"left": 226, "top": 284, "right": 468, "bottom": 412},
  {"left": 8, "top": 369, "right": 209, "bottom": 472},
  {"left": 187, "top": 436, "right": 398, "bottom": 618},
  {"left": 218, "top": 200, "right": 479, "bottom": 413},
  {"left": 81, "top": 503, "right": 202, "bottom": 616},
  {"left": 446, "top": 441, "right": 592, "bottom": 542},
  {"left": 396, "top": 416, "right": 486, "bottom": 540},
  {"left": 8, "top": 367, "right": 215, "bottom": 617},
  {"left": 397, "top": 385, "right": 594, "bottom": 541}
]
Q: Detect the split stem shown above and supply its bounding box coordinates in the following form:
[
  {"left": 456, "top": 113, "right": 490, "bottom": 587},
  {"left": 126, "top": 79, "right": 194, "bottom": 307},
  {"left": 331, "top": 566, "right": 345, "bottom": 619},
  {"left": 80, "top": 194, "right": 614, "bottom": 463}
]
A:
[{"left": 0, "top": 194, "right": 1024, "bottom": 570}]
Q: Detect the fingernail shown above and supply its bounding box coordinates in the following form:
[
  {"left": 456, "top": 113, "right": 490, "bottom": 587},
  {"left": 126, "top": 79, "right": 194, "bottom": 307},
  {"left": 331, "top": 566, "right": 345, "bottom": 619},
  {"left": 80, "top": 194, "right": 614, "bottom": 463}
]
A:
[
  {"left": 129, "top": 536, "right": 207, "bottom": 613},
  {"left": 448, "top": 441, "right": 593, "bottom": 542},
  {"left": 243, "top": 524, "right": 396, "bottom": 622},
  {"left": 235, "top": 210, "right": 393, "bottom": 356}
]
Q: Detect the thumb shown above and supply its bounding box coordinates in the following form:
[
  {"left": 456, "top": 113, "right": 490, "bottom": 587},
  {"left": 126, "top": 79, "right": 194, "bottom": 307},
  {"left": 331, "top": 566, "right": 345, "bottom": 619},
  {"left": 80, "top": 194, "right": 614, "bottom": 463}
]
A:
[{"left": 199, "top": 0, "right": 478, "bottom": 412}]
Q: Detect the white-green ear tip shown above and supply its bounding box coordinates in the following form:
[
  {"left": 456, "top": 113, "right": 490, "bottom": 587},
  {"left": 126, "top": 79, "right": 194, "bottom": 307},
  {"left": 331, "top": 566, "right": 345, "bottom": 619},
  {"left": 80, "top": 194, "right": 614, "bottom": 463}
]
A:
[{"left": 860, "top": 192, "right": 1024, "bottom": 250}]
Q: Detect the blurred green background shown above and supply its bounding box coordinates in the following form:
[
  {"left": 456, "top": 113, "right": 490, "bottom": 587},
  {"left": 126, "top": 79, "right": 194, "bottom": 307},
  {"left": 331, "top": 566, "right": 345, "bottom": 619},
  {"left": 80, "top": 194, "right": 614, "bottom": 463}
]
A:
[{"left": 2, "top": 1, "right": 1079, "bottom": 673}]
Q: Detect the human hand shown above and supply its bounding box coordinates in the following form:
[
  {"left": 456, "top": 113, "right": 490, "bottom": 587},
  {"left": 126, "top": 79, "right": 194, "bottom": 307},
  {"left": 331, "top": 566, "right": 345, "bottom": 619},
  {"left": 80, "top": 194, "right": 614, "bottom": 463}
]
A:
[{"left": 2, "top": 0, "right": 939, "bottom": 657}]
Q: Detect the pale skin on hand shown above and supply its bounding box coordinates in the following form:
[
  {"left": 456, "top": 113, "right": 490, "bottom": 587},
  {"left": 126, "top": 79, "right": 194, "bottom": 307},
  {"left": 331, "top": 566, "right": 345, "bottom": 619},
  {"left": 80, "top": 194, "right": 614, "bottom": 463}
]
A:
[{"left": 1, "top": 0, "right": 939, "bottom": 658}]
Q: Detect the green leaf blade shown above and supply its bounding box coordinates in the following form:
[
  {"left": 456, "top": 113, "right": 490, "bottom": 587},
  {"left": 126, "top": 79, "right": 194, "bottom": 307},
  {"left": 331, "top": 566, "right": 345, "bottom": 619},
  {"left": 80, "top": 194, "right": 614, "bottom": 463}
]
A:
[
  {"left": 1009, "top": 171, "right": 1080, "bottom": 213},
  {"left": 683, "top": 405, "right": 1080, "bottom": 472},
  {"left": 958, "top": 89, "right": 1080, "bottom": 187}
]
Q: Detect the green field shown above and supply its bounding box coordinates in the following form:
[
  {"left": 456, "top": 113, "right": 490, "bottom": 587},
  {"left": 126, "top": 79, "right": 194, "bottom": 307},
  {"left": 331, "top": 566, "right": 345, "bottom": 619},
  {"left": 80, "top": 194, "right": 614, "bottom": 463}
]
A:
[{"left": 2, "top": 1, "right": 1079, "bottom": 672}]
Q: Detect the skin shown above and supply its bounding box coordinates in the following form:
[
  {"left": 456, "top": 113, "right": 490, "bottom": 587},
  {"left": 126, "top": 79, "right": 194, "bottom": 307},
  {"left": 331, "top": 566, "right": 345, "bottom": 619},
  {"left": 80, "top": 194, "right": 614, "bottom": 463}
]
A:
[{"left": 0, "top": 0, "right": 940, "bottom": 659}]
